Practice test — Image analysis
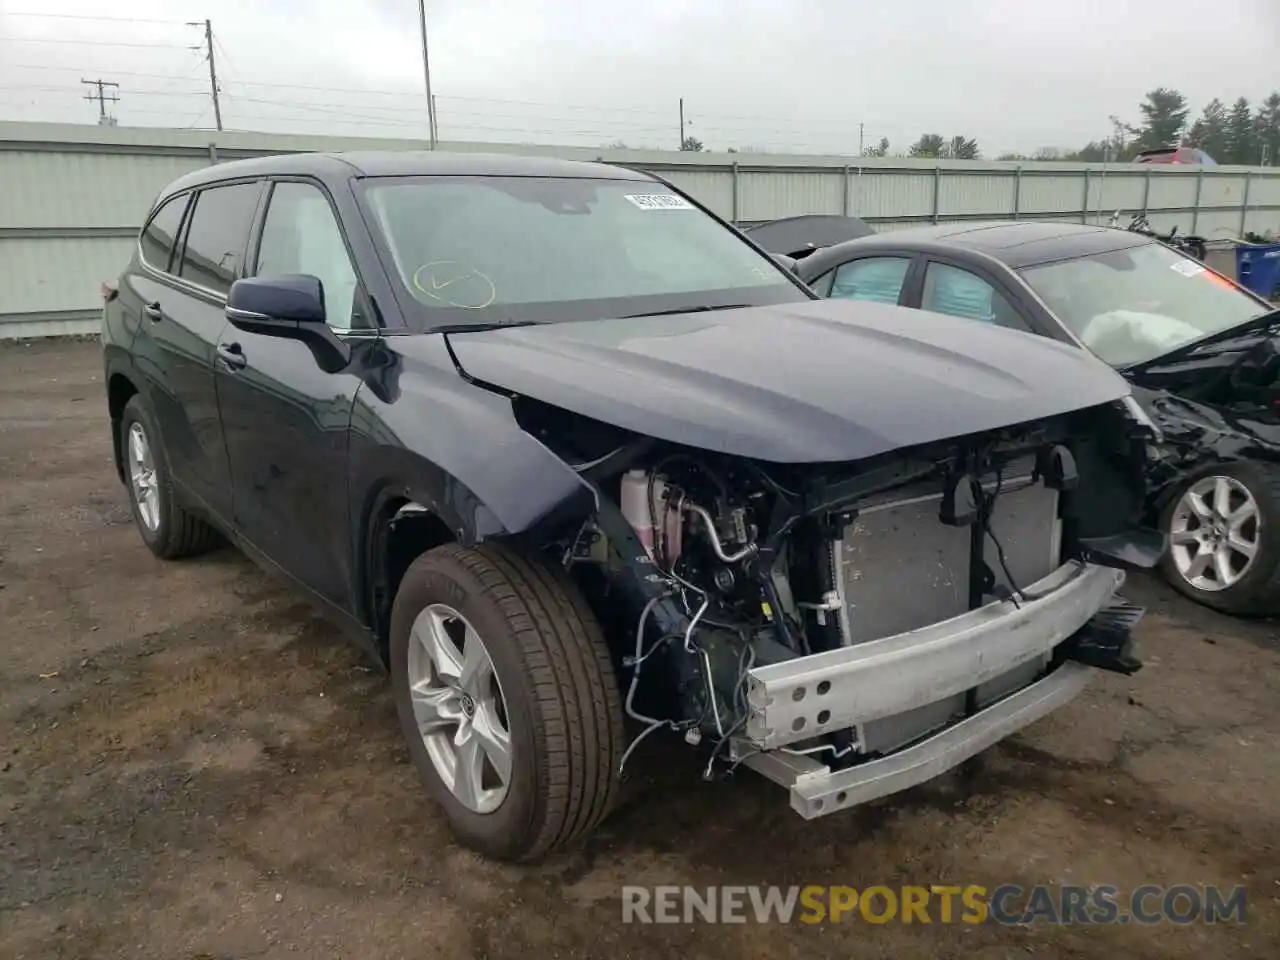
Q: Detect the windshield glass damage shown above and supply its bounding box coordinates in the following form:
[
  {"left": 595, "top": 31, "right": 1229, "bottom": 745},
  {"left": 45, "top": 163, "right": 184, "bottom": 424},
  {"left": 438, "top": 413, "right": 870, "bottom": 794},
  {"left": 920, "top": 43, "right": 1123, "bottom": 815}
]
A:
[
  {"left": 1019, "top": 242, "right": 1269, "bottom": 368},
  {"left": 359, "top": 175, "right": 806, "bottom": 328}
]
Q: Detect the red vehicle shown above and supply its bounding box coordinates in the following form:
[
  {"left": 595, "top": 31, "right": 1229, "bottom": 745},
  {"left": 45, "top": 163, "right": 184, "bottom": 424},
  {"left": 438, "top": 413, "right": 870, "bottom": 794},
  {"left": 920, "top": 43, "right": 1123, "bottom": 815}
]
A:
[{"left": 1135, "top": 146, "right": 1217, "bottom": 165}]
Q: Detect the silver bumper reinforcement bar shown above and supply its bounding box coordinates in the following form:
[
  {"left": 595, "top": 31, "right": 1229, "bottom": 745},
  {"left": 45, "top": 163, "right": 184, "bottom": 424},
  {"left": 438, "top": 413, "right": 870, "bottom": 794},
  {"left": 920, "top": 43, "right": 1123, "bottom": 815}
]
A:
[
  {"left": 738, "top": 660, "right": 1091, "bottom": 819},
  {"left": 744, "top": 561, "right": 1123, "bottom": 750}
]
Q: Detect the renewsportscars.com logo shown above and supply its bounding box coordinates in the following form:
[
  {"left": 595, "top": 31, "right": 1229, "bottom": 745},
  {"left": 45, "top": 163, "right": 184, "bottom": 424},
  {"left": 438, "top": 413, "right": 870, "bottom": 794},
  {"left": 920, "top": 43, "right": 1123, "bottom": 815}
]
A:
[{"left": 621, "top": 884, "right": 1248, "bottom": 926}]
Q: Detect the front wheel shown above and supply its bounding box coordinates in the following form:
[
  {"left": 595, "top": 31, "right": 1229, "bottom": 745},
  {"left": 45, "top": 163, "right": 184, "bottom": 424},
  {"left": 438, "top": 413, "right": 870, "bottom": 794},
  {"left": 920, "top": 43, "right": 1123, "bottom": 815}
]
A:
[
  {"left": 390, "top": 543, "right": 625, "bottom": 862},
  {"left": 1159, "top": 461, "right": 1280, "bottom": 616}
]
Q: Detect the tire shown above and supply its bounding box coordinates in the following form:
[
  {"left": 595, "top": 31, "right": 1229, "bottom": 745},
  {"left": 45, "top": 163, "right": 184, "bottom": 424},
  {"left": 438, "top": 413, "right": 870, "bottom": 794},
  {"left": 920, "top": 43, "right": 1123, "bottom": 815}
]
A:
[
  {"left": 119, "top": 395, "right": 220, "bottom": 560},
  {"left": 1158, "top": 460, "right": 1280, "bottom": 616},
  {"left": 390, "top": 542, "right": 626, "bottom": 862}
]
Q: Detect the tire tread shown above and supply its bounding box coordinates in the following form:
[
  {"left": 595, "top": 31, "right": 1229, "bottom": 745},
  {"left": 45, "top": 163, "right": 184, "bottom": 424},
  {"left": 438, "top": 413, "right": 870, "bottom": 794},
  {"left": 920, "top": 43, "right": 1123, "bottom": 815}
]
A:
[
  {"left": 120, "top": 395, "right": 220, "bottom": 560},
  {"left": 404, "top": 542, "right": 624, "bottom": 860}
]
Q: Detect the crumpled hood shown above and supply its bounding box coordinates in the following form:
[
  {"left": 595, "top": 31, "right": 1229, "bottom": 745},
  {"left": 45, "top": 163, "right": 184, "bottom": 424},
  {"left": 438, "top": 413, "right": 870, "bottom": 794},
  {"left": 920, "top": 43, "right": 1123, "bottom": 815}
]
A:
[{"left": 445, "top": 300, "right": 1132, "bottom": 463}]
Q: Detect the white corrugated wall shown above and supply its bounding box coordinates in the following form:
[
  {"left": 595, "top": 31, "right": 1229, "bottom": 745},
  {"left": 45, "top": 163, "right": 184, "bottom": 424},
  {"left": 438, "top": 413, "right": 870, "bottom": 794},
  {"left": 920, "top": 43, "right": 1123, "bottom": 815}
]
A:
[{"left": 2, "top": 120, "right": 1279, "bottom": 338}]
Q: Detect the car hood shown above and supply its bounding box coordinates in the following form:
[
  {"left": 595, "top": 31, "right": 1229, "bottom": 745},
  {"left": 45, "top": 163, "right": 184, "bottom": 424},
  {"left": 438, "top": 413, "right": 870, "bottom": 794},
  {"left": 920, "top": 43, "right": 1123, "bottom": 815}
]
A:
[{"left": 444, "top": 300, "right": 1132, "bottom": 463}]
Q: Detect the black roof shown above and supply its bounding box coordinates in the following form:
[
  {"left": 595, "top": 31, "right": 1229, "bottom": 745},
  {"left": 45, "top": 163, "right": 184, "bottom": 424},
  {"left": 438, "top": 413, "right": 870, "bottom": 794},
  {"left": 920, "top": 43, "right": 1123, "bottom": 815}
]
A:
[
  {"left": 745, "top": 214, "right": 876, "bottom": 257},
  {"left": 862, "top": 220, "right": 1150, "bottom": 268},
  {"left": 160, "top": 150, "right": 653, "bottom": 197}
]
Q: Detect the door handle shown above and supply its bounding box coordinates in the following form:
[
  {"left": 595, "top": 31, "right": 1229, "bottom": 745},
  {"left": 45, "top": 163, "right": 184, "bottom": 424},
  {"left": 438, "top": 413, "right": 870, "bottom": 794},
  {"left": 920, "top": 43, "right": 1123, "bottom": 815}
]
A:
[
  {"left": 143, "top": 301, "right": 163, "bottom": 323},
  {"left": 217, "top": 342, "right": 247, "bottom": 371}
]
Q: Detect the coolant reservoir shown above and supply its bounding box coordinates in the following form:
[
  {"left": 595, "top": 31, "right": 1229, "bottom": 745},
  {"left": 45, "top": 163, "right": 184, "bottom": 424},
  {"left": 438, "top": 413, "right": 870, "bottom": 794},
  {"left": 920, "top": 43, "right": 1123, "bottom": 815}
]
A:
[
  {"left": 620, "top": 469, "right": 683, "bottom": 563},
  {"left": 620, "top": 469, "right": 656, "bottom": 557}
]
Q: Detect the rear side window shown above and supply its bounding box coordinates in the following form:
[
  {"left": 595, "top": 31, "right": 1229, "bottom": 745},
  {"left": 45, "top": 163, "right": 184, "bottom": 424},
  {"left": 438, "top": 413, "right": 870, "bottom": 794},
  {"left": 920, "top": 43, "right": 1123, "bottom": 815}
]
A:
[
  {"left": 138, "top": 194, "right": 189, "bottom": 274},
  {"left": 828, "top": 256, "right": 911, "bottom": 304},
  {"left": 178, "top": 182, "right": 262, "bottom": 295},
  {"left": 922, "top": 262, "right": 1024, "bottom": 329}
]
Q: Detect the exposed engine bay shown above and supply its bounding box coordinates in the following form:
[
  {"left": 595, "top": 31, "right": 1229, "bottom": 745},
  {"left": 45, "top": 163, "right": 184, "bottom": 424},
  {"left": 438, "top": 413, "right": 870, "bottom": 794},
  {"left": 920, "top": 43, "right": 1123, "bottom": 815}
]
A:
[{"left": 526, "top": 397, "right": 1159, "bottom": 806}]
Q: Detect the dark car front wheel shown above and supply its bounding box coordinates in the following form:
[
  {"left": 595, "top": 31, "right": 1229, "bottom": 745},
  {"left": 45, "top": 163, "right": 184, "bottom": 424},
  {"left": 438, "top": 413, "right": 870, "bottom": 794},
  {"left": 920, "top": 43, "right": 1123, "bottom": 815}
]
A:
[
  {"left": 1160, "top": 461, "right": 1280, "bottom": 616},
  {"left": 119, "top": 395, "right": 220, "bottom": 560},
  {"left": 390, "top": 542, "right": 625, "bottom": 862}
]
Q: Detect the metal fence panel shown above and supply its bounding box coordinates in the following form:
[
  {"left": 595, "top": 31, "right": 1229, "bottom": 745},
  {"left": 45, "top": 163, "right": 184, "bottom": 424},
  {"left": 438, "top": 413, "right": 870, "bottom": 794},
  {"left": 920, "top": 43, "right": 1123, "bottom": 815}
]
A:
[
  {"left": 0, "top": 149, "right": 204, "bottom": 229},
  {"left": 938, "top": 173, "right": 1016, "bottom": 217},
  {"left": 1146, "top": 172, "right": 1200, "bottom": 211},
  {"left": 854, "top": 171, "right": 936, "bottom": 220},
  {"left": 0, "top": 235, "right": 134, "bottom": 314},
  {"left": 1017, "top": 172, "right": 1092, "bottom": 215},
  {"left": 737, "top": 170, "right": 844, "bottom": 221},
  {"left": 3, "top": 120, "right": 1279, "bottom": 338}
]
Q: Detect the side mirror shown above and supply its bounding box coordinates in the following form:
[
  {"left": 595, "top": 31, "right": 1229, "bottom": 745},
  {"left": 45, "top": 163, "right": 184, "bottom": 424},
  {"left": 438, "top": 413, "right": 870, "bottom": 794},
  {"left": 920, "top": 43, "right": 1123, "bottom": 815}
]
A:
[
  {"left": 227, "top": 274, "right": 326, "bottom": 329},
  {"left": 225, "top": 275, "right": 351, "bottom": 373}
]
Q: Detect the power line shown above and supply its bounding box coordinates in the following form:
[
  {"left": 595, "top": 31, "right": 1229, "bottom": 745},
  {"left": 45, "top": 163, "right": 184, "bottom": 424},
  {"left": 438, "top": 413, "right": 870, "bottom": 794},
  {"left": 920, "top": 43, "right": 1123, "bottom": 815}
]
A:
[
  {"left": 5, "top": 64, "right": 209, "bottom": 82},
  {"left": 0, "top": 37, "right": 197, "bottom": 49},
  {"left": 0, "top": 84, "right": 207, "bottom": 98},
  {"left": 2, "top": 12, "right": 188, "bottom": 25},
  {"left": 0, "top": 82, "right": 835, "bottom": 136}
]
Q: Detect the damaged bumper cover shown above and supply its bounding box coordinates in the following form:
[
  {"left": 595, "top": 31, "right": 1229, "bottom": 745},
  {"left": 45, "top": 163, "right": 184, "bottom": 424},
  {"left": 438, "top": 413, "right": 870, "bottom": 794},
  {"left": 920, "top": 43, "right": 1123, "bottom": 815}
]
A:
[{"left": 738, "top": 561, "right": 1140, "bottom": 817}]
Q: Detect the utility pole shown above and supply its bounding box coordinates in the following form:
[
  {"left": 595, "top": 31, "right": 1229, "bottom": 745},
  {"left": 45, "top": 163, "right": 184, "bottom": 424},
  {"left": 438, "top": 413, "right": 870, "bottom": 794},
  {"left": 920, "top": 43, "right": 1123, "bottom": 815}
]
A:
[
  {"left": 81, "top": 78, "right": 119, "bottom": 125},
  {"left": 188, "top": 19, "right": 222, "bottom": 131},
  {"left": 679, "top": 97, "right": 685, "bottom": 150},
  {"left": 417, "top": 0, "right": 438, "bottom": 148},
  {"left": 858, "top": 122, "right": 865, "bottom": 156}
]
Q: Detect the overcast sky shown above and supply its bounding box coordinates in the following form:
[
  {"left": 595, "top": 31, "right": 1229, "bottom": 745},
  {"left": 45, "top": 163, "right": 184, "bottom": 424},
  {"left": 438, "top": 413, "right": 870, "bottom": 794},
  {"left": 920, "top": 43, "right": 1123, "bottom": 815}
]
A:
[{"left": 1, "top": 0, "right": 1277, "bottom": 156}]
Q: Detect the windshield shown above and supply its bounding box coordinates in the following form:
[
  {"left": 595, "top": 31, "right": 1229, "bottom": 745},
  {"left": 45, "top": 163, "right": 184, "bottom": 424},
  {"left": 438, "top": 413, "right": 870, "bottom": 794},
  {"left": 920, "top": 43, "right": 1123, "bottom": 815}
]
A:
[
  {"left": 1018, "top": 241, "right": 1268, "bottom": 367},
  {"left": 358, "top": 175, "right": 806, "bottom": 328}
]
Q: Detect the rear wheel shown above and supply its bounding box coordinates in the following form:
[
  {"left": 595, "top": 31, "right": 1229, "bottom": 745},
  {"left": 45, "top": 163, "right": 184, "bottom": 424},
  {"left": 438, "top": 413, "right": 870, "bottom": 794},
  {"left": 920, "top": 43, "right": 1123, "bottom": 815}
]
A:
[
  {"left": 390, "top": 542, "right": 625, "bottom": 862},
  {"left": 1159, "top": 461, "right": 1280, "bottom": 615},
  {"left": 119, "top": 395, "right": 220, "bottom": 559}
]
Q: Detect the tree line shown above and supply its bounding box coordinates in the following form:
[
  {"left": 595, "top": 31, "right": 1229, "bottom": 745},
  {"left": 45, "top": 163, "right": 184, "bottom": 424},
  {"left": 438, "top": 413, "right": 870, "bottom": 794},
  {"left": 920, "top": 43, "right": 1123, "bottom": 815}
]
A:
[
  {"left": 893, "top": 88, "right": 1280, "bottom": 164},
  {"left": 616, "top": 88, "right": 1280, "bottom": 163}
]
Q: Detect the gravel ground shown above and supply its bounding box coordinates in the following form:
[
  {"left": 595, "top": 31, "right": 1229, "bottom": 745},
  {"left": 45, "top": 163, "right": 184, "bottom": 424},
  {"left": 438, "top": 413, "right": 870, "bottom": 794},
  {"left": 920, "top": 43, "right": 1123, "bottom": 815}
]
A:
[{"left": 1, "top": 338, "right": 1278, "bottom": 960}]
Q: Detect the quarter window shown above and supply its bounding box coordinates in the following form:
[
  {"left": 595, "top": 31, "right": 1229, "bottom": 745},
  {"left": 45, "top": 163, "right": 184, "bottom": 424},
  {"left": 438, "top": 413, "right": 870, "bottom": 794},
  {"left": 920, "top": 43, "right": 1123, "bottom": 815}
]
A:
[
  {"left": 177, "top": 182, "right": 262, "bottom": 296},
  {"left": 138, "top": 193, "right": 189, "bottom": 274},
  {"left": 256, "top": 182, "right": 363, "bottom": 329},
  {"left": 827, "top": 257, "right": 911, "bottom": 305},
  {"left": 922, "top": 262, "right": 1024, "bottom": 329}
]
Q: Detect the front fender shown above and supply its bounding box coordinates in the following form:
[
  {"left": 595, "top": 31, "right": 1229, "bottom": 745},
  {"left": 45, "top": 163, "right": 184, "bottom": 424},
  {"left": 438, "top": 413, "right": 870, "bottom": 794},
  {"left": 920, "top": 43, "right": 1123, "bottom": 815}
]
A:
[
  {"left": 347, "top": 335, "right": 597, "bottom": 548},
  {"left": 1137, "top": 387, "right": 1280, "bottom": 514}
]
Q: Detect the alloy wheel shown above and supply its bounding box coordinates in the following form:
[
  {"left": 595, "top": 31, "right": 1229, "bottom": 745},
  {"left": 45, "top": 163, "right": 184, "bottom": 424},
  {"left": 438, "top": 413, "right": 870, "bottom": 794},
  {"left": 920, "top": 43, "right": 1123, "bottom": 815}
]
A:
[
  {"left": 407, "top": 603, "right": 513, "bottom": 814},
  {"left": 1169, "top": 475, "right": 1261, "bottom": 592},
  {"left": 127, "top": 421, "right": 161, "bottom": 532}
]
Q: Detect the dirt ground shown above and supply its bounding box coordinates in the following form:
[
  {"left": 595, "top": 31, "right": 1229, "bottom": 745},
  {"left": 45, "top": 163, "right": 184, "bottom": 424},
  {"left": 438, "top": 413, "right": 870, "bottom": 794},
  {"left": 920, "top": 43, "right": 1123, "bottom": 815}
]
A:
[{"left": 1, "top": 338, "right": 1278, "bottom": 960}]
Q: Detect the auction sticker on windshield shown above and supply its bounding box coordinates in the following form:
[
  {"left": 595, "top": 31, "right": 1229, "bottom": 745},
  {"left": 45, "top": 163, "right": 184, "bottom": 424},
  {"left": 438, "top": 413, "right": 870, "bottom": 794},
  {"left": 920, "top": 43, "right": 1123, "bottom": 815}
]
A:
[
  {"left": 625, "top": 193, "right": 695, "bottom": 210},
  {"left": 1170, "top": 259, "right": 1206, "bottom": 278}
]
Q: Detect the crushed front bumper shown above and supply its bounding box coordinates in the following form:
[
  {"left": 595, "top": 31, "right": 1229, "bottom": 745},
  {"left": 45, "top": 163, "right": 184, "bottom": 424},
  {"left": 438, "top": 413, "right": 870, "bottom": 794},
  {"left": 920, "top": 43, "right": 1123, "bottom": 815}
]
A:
[{"left": 737, "top": 561, "right": 1134, "bottom": 816}]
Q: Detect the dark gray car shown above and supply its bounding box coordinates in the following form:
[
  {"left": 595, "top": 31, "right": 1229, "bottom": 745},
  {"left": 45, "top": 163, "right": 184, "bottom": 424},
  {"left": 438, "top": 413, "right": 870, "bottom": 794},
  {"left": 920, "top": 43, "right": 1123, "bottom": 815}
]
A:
[{"left": 787, "top": 220, "right": 1280, "bottom": 616}]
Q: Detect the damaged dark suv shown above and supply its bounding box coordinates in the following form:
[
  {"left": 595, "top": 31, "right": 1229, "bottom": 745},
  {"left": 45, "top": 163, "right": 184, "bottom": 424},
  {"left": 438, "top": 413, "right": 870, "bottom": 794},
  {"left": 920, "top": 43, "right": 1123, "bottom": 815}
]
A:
[{"left": 102, "top": 152, "right": 1160, "bottom": 862}]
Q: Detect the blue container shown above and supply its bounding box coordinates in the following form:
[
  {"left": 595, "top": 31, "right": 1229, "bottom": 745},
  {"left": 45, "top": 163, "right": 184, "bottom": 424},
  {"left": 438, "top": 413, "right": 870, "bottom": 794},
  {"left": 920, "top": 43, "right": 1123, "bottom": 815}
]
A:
[{"left": 1235, "top": 243, "right": 1280, "bottom": 300}]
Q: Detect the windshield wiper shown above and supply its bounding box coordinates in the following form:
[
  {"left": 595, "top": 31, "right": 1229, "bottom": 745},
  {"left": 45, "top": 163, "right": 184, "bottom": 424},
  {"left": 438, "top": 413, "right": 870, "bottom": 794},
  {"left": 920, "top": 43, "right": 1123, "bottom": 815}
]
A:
[
  {"left": 1122, "top": 307, "right": 1280, "bottom": 373},
  {"left": 621, "top": 304, "right": 753, "bottom": 319},
  {"left": 434, "top": 320, "right": 542, "bottom": 334}
]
